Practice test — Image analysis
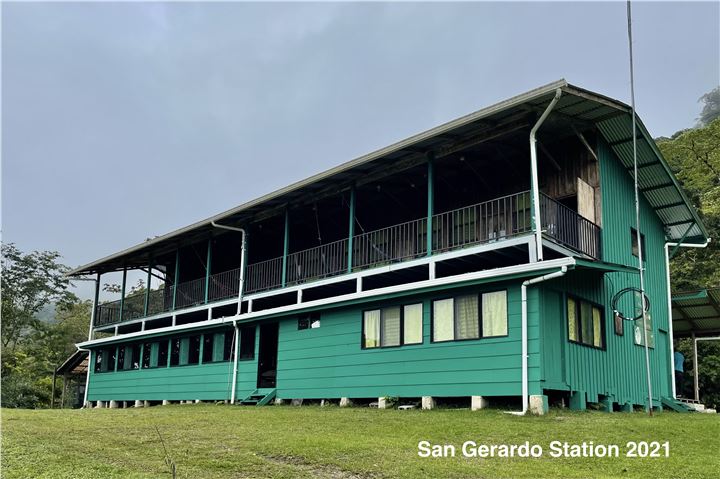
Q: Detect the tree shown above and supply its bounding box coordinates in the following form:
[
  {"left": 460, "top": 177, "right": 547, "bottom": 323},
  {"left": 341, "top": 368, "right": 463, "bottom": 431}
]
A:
[
  {"left": 1, "top": 243, "right": 76, "bottom": 351},
  {"left": 698, "top": 86, "right": 720, "bottom": 127}
]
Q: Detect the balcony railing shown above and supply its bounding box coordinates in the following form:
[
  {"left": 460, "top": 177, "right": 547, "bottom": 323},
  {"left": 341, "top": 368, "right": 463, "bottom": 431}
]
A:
[
  {"left": 94, "top": 190, "right": 601, "bottom": 327},
  {"left": 540, "top": 193, "right": 601, "bottom": 260}
]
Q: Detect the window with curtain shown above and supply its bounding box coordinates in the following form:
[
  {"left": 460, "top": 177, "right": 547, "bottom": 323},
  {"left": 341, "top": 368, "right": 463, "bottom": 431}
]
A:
[
  {"left": 363, "top": 303, "right": 423, "bottom": 349},
  {"left": 363, "top": 310, "right": 380, "bottom": 348},
  {"left": 567, "top": 296, "right": 605, "bottom": 349},
  {"left": 433, "top": 291, "right": 507, "bottom": 342},
  {"left": 381, "top": 306, "right": 401, "bottom": 347},
  {"left": 482, "top": 291, "right": 508, "bottom": 337},
  {"left": 433, "top": 298, "right": 454, "bottom": 342},
  {"left": 403, "top": 303, "right": 423, "bottom": 345},
  {"left": 455, "top": 295, "right": 479, "bottom": 340}
]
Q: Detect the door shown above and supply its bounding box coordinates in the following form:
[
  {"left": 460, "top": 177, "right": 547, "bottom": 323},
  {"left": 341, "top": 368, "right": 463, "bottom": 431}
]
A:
[
  {"left": 577, "top": 178, "right": 596, "bottom": 223},
  {"left": 257, "top": 323, "right": 279, "bottom": 389}
]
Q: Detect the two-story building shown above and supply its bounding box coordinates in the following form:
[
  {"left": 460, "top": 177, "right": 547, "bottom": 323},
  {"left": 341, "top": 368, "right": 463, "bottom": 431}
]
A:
[{"left": 70, "top": 80, "right": 708, "bottom": 414}]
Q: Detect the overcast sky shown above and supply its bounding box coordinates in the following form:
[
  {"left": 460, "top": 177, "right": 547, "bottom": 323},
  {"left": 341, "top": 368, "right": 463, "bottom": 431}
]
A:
[{"left": 3, "top": 1, "right": 719, "bottom": 299}]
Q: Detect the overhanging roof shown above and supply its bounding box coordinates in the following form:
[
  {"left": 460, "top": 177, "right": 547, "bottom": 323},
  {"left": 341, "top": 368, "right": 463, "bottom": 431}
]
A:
[
  {"left": 69, "top": 79, "right": 708, "bottom": 276},
  {"left": 672, "top": 288, "right": 720, "bottom": 337}
]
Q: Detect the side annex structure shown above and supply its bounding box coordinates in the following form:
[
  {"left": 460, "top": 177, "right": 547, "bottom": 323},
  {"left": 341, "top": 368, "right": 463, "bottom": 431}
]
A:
[{"left": 70, "top": 80, "right": 708, "bottom": 414}]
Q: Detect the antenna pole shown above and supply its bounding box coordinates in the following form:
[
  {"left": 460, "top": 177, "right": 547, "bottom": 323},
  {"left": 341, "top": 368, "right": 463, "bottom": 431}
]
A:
[{"left": 627, "top": 0, "right": 654, "bottom": 416}]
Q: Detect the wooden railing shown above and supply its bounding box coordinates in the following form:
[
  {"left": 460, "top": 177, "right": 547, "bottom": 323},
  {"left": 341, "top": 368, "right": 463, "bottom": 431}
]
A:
[{"left": 94, "top": 190, "right": 601, "bottom": 327}]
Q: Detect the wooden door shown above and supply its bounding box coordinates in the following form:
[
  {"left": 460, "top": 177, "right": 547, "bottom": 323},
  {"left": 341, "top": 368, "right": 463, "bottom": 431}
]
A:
[{"left": 577, "top": 178, "right": 596, "bottom": 223}]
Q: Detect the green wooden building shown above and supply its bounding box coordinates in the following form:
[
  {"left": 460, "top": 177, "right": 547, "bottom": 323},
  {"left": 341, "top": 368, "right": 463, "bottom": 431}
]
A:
[{"left": 70, "top": 80, "right": 708, "bottom": 414}]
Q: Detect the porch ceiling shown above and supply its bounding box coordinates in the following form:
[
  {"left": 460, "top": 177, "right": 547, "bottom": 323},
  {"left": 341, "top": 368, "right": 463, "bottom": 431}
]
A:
[
  {"left": 68, "top": 79, "right": 707, "bottom": 276},
  {"left": 672, "top": 288, "right": 720, "bottom": 337}
]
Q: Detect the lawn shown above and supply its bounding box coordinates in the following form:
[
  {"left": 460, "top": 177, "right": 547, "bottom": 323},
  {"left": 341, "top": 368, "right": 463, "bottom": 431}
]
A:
[{"left": 2, "top": 404, "right": 719, "bottom": 478}]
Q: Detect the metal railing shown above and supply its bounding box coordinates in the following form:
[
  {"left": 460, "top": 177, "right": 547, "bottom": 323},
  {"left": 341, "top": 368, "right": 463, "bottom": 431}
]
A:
[
  {"left": 353, "top": 217, "right": 428, "bottom": 270},
  {"left": 94, "top": 190, "right": 602, "bottom": 328},
  {"left": 245, "top": 256, "right": 283, "bottom": 294},
  {"left": 286, "top": 238, "right": 348, "bottom": 285},
  {"left": 208, "top": 268, "right": 242, "bottom": 300},
  {"left": 433, "top": 191, "right": 532, "bottom": 253},
  {"left": 540, "top": 193, "right": 601, "bottom": 259}
]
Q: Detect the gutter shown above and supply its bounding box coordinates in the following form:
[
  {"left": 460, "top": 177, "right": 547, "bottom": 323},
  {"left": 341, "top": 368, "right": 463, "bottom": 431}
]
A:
[
  {"left": 663, "top": 237, "right": 711, "bottom": 398},
  {"left": 210, "top": 221, "right": 247, "bottom": 402},
  {"left": 509, "top": 265, "right": 569, "bottom": 415},
  {"left": 529, "top": 88, "right": 562, "bottom": 262}
]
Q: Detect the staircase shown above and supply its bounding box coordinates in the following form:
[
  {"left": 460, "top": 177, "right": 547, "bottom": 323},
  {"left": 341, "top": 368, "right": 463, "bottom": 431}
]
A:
[
  {"left": 660, "top": 396, "right": 695, "bottom": 413},
  {"left": 239, "top": 389, "right": 276, "bottom": 406}
]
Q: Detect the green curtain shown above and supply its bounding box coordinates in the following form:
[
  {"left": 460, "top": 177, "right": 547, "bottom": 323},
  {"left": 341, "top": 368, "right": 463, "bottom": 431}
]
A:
[
  {"left": 482, "top": 291, "right": 507, "bottom": 337},
  {"left": 403, "top": 303, "right": 423, "bottom": 344}
]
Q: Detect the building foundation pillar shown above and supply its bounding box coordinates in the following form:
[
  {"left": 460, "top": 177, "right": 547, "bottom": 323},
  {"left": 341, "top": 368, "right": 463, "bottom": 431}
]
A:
[
  {"left": 421, "top": 396, "right": 435, "bottom": 410},
  {"left": 529, "top": 395, "right": 548, "bottom": 415},
  {"left": 339, "top": 397, "right": 353, "bottom": 407},
  {"left": 471, "top": 396, "right": 489, "bottom": 411}
]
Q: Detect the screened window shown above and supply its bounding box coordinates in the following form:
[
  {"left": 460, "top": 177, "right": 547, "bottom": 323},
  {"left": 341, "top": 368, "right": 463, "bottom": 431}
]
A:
[
  {"left": 142, "top": 341, "right": 166, "bottom": 369},
  {"left": 363, "top": 303, "right": 423, "bottom": 349},
  {"left": 170, "top": 338, "right": 181, "bottom": 366},
  {"left": 94, "top": 347, "right": 116, "bottom": 373},
  {"left": 202, "top": 332, "right": 229, "bottom": 363},
  {"left": 187, "top": 335, "right": 201, "bottom": 365},
  {"left": 223, "top": 330, "right": 235, "bottom": 361},
  {"left": 239, "top": 326, "right": 255, "bottom": 360},
  {"left": 567, "top": 296, "right": 605, "bottom": 349},
  {"left": 117, "top": 344, "right": 141, "bottom": 370},
  {"left": 432, "top": 291, "right": 507, "bottom": 342}
]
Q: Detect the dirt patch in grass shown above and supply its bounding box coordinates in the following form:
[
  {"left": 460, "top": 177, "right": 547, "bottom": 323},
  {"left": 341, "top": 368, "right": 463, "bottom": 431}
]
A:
[{"left": 262, "top": 454, "right": 375, "bottom": 479}]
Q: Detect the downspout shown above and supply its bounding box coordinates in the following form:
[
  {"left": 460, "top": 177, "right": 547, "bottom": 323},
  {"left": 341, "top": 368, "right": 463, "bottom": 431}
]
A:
[
  {"left": 663, "top": 238, "right": 711, "bottom": 398},
  {"left": 510, "top": 265, "right": 568, "bottom": 415},
  {"left": 79, "top": 347, "right": 91, "bottom": 408},
  {"left": 529, "top": 88, "right": 562, "bottom": 262},
  {"left": 211, "top": 221, "right": 247, "bottom": 404}
]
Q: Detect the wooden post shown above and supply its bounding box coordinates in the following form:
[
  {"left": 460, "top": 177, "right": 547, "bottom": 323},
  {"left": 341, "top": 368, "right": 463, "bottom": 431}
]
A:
[
  {"left": 282, "top": 209, "right": 289, "bottom": 287},
  {"left": 60, "top": 374, "right": 68, "bottom": 409},
  {"left": 426, "top": 155, "right": 434, "bottom": 256},
  {"left": 204, "top": 239, "right": 212, "bottom": 304},
  {"left": 347, "top": 186, "right": 355, "bottom": 273},
  {"left": 172, "top": 249, "right": 180, "bottom": 311},
  {"left": 144, "top": 259, "right": 152, "bottom": 316},
  {"left": 119, "top": 266, "right": 127, "bottom": 322},
  {"left": 50, "top": 369, "right": 57, "bottom": 409}
]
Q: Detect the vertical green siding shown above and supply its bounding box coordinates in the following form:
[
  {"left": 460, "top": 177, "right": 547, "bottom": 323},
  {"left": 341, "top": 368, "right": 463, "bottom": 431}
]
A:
[{"left": 538, "top": 138, "right": 672, "bottom": 407}]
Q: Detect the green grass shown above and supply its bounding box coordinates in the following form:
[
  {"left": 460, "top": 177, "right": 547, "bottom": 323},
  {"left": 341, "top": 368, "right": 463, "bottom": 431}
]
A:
[{"left": 2, "top": 404, "right": 719, "bottom": 478}]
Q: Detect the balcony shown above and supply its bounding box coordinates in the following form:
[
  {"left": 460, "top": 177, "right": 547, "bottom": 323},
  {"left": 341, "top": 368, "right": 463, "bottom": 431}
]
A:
[{"left": 94, "top": 190, "right": 600, "bottom": 328}]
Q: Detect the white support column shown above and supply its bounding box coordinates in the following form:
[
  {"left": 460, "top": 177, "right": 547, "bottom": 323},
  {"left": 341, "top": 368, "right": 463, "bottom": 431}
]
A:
[
  {"left": 356, "top": 277, "right": 362, "bottom": 293},
  {"left": 340, "top": 397, "right": 353, "bottom": 407},
  {"left": 248, "top": 299, "right": 253, "bottom": 313},
  {"left": 421, "top": 396, "right": 435, "bottom": 410},
  {"left": 692, "top": 333, "right": 699, "bottom": 402},
  {"left": 378, "top": 397, "right": 388, "bottom": 409},
  {"left": 109, "top": 400, "right": 119, "bottom": 409},
  {"left": 471, "top": 396, "right": 489, "bottom": 411},
  {"left": 297, "top": 289, "right": 303, "bottom": 304},
  {"left": 429, "top": 262, "right": 436, "bottom": 280},
  {"left": 162, "top": 400, "right": 170, "bottom": 406}
]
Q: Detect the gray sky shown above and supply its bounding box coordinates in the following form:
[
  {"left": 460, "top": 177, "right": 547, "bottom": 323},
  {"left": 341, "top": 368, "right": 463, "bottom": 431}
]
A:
[{"left": 3, "top": 1, "right": 719, "bottom": 299}]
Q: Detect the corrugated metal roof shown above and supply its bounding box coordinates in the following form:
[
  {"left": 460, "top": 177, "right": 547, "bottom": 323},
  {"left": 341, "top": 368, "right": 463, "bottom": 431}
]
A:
[
  {"left": 672, "top": 288, "right": 720, "bottom": 336},
  {"left": 68, "top": 80, "right": 708, "bottom": 275}
]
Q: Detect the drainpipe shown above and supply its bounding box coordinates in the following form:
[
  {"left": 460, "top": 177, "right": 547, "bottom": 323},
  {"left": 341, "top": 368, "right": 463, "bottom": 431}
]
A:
[
  {"left": 211, "top": 221, "right": 247, "bottom": 404},
  {"left": 210, "top": 221, "right": 247, "bottom": 316},
  {"left": 78, "top": 347, "right": 91, "bottom": 408},
  {"left": 529, "top": 89, "right": 562, "bottom": 263},
  {"left": 230, "top": 319, "right": 241, "bottom": 404},
  {"left": 511, "top": 266, "right": 568, "bottom": 415},
  {"left": 663, "top": 238, "right": 711, "bottom": 398}
]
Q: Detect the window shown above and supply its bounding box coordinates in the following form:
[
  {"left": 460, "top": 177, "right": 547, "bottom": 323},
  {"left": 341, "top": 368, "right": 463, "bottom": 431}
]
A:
[
  {"left": 363, "top": 303, "right": 424, "bottom": 349},
  {"left": 633, "top": 291, "right": 655, "bottom": 349},
  {"left": 94, "top": 347, "right": 116, "bottom": 373},
  {"left": 631, "top": 228, "right": 646, "bottom": 260},
  {"left": 567, "top": 296, "right": 605, "bottom": 349},
  {"left": 482, "top": 291, "right": 508, "bottom": 337},
  {"left": 187, "top": 335, "right": 201, "bottom": 365},
  {"left": 202, "top": 332, "right": 226, "bottom": 363},
  {"left": 298, "top": 312, "right": 320, "bottom": 330},
  {"left": 170, "top": 338, "right": 181, "bottom": 366},
  {"left": 142, "top": 341, "right": 167, "bottom": 369},
  {"left": 239, "top": 326, "right": 255, "bottom": 360},
  {"left": 432, "top": 291, "right": 508, "bottom": 342},
  {"left": 223, "top": 330, "right": 235, "bottom": 361},
  {"left": 118, "top": 344, "right": 141, "bottom": 370},
  {"left": 403, "top": 304, "right": 423, "bottom": 345}
]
